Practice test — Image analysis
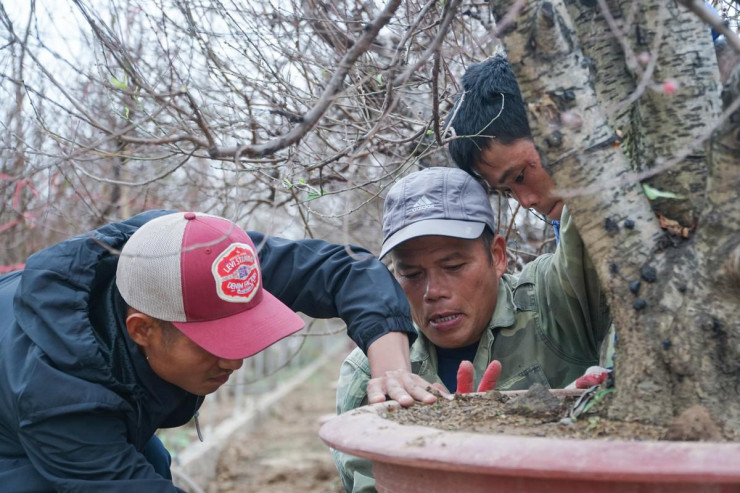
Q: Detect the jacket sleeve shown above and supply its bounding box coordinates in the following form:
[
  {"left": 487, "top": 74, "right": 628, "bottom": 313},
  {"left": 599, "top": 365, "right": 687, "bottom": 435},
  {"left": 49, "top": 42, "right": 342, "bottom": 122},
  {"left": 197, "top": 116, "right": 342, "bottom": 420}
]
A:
[
  {"left": 331, "top": 448, "right": 378, "bottom": 493},
  {"left": 533, "top": 206, "right": 611, "bottom": 362},
  {"left": 248, "top": 232, "right": 416, "bottom": 353},
  {"left": 332, "top": 348, "right": 377, "bottom": 492},
  {"left": 19, "top": 416, "right": 182, "bottom": 493},
  {"left": 15, "top": 362, "right": 183, "bottom": 492}
]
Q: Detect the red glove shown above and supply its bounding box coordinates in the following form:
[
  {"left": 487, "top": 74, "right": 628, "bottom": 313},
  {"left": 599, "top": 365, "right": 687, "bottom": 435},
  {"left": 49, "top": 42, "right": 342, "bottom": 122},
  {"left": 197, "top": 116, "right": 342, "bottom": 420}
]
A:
[
  {"left": 456, "top": 360, "right": 502, "bottom": 393},
  {"left": 574, "top": 369, "right": 609, "bottom": 389}
]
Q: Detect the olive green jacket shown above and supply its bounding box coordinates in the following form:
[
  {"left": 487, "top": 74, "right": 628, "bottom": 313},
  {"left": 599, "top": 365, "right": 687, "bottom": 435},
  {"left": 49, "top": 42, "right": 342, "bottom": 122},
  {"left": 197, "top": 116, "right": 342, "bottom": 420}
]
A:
[{"left": 332, "top": 207, "right": 610, "bottom": 492}]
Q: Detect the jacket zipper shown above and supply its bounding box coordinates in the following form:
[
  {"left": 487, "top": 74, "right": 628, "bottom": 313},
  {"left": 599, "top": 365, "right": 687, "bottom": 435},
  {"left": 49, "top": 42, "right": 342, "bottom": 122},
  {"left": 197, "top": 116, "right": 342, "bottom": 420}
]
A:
[{"left": 194, "top": 395, "right": 204, "bottom": 442}]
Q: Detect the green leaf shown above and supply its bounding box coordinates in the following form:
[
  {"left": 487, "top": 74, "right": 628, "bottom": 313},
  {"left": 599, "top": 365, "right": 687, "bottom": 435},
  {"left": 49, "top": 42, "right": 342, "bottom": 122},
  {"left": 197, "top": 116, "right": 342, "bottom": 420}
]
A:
[
  {"left": 124, "top": 107, "right": 130, "bottom": 119},
  {"left": 426, "top": 129, "right": 434, "bottom": 135},
  {"left": 642, "top": 183, "right": 684, "bottom": 200},
  {"left": 376, "top": 73, "right": 382, "bottom": 85},
  {"left": 582, "top": 387, "right": 614, "bottom": 415},
  {"left": 110, "top": 76, "right": 127, "bottom": 90},
  {"left": 306, "top": 185, "right": 325, "bottom": 201}
]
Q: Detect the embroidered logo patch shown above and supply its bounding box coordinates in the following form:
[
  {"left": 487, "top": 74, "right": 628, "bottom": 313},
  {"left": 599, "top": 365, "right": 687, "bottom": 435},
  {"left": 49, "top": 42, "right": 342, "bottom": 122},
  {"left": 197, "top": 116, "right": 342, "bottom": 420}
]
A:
[{"left": 212, "top": 243, "right": 260, "bottom": 303}]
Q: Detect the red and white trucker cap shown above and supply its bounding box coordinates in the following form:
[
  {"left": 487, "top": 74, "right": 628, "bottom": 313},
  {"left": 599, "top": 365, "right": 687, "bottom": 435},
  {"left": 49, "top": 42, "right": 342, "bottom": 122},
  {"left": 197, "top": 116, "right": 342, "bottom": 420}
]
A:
[{"left": 116, "top": 212, "right": 305, "bottom": 359}]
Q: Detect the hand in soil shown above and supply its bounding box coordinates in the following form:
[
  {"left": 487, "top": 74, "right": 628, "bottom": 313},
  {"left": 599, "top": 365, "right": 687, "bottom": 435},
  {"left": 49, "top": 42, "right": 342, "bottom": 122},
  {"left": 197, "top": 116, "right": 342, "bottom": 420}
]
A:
[
  {"left": 456, "top": 360, "right": 502, "bottom": 393},
  {"left": 367, "top": 369, "right": 444, "bottom": 406}
]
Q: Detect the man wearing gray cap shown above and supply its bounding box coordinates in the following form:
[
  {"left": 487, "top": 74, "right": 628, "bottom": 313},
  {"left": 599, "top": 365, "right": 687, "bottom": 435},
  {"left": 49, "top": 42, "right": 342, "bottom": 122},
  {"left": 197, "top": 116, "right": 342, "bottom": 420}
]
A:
[{"left": 333, "top": 166, "right": 610, "bottom": 492}]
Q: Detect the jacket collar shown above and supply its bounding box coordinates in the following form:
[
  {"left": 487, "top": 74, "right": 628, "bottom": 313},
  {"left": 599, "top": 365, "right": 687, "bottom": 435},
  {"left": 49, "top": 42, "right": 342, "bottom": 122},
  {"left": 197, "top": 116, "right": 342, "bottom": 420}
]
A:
[{"left": 488, "top": 277, "right": 517, "bottom": 329}]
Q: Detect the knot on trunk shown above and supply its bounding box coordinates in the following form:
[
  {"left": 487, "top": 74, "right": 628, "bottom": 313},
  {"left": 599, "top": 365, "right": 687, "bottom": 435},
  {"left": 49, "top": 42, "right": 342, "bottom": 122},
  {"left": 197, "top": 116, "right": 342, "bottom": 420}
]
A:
[
  {"left": 719, "top": 242, "right": 740, "bottom": 293},
  {"left": 528, "top": 2, "right": 573, "bottom": 57},
  {"left": 664, "top": 405, "right": 722, "bottom": 441}
]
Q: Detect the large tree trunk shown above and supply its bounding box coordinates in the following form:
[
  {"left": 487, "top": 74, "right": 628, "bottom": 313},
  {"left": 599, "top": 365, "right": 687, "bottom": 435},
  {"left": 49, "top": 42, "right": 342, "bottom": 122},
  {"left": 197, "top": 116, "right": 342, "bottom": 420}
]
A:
[
  {"left": 563, "top": 0, "right": 723, "bottom": 227},
  {"left": 490, "top": 0, "right": 740, "bottom": 437}
]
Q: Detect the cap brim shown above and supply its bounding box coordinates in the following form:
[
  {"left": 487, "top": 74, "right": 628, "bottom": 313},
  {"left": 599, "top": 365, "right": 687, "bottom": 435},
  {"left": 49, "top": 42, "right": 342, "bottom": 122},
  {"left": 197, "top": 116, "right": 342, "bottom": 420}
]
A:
[
  {"left": 379, "top": 219, "right": 486, "bottom": 259},
  {"left": 172, "top": 289, "right": 305, "bottom": 360}
]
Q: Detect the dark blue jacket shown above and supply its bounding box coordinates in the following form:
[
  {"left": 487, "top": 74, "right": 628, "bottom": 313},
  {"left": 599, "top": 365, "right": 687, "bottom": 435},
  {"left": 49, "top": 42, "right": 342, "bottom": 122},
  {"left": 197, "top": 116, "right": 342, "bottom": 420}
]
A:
[{"left": 0, "top": 210, "right": 415, "bottom": 492}]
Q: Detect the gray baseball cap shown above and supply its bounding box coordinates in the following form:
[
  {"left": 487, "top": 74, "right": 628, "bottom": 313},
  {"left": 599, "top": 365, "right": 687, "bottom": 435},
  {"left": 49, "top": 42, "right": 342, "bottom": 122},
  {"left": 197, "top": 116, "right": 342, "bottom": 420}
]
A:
[{"left": 380, "top": 167, "right": 496, "bottom": 259}]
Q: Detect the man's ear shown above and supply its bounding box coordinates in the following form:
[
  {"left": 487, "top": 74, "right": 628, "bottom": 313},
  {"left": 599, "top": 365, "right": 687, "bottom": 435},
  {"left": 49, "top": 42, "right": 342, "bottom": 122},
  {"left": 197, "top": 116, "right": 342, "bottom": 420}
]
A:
[
  {"left": 491, "top": 234, "right": 507, "bottom": 278},
  {"left": 125, "top": 312, "right": 158, "bottom": 348}
]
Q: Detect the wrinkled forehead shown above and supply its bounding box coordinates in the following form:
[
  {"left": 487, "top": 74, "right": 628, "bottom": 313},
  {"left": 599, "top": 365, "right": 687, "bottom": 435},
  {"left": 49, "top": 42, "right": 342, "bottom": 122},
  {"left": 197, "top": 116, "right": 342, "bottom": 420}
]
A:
[{"left": 391, "top": 235, "right": 485, "bottom": 265}]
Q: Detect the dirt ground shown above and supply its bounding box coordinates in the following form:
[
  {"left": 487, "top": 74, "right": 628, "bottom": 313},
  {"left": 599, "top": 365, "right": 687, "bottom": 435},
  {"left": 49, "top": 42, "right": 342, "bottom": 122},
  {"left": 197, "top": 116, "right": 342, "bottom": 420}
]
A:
[{"left": 212, "top": 349, "right": 348, "bottom": 493}]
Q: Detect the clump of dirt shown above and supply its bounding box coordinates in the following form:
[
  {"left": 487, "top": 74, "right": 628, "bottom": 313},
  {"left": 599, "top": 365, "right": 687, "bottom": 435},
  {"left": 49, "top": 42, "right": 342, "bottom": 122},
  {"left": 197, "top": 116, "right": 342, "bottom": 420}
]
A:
[
  {"left": 503, "top": 383, "right": 562, "bottom": 417},
  {"left": 384, "top": 384, "right": 723, "bottom": 442}
]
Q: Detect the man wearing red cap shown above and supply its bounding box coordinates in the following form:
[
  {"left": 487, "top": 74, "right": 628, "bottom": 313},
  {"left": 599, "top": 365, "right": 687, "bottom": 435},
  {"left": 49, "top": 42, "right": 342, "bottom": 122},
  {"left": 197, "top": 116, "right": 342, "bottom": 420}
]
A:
[{"left": 0, "top": 210, "right": 420, "bottom": 492}]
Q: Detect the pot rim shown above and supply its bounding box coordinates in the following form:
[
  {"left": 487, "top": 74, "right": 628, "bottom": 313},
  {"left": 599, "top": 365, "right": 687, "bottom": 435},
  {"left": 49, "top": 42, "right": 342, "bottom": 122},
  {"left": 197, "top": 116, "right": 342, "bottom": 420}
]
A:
[{"left": 320, "top": 395, "right": 740, "bottom": 484}]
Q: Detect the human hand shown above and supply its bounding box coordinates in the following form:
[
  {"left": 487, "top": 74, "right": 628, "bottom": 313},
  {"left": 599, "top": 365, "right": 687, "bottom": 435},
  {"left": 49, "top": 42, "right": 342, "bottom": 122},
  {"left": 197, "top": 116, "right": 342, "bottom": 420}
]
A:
[
  {"left": 366, "top": 332, "right": 448, "bottom": 406},
  {"left": 456, "top": 360, "right": 502, "bottom": 393},
  {"left": 367, "top": 370, "right": 448, "bottom": 407}
]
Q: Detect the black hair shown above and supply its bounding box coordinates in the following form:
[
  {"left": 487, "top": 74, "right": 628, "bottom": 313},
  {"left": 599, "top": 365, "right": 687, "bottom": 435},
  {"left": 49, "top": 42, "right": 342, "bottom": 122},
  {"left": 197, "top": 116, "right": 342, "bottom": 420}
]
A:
[
  {"left": 446, "top": 55, "right": 532, "bottom": 177},
  {"left": 479, "top": 226, "right": 496, "bottom": 265},
  {"left": 154, "top": 318, "right": 182, "bottom": 348},
  {"left": 125, "top": 305, "right": 182, "bottom": 349}
]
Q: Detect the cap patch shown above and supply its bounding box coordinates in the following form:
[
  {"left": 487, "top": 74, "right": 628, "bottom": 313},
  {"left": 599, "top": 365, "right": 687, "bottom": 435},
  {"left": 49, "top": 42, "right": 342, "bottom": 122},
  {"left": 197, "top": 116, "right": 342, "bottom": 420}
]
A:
[{"left": 212, "top": 243, "right": 260, "bottom": 303}]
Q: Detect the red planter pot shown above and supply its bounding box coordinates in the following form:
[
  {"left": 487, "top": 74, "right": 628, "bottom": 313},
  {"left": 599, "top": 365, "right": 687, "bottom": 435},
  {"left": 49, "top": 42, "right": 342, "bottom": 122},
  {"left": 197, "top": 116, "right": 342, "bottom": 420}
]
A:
[{"left": 320, "top": 397, "right": 740, "bottom": 493}]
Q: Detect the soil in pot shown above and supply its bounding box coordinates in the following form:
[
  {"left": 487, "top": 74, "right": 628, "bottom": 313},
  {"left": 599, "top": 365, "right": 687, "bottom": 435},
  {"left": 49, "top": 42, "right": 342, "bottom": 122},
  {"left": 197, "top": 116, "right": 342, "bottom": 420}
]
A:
[{"left": 383, "top": 383, "right": 730, "bottom": 442}]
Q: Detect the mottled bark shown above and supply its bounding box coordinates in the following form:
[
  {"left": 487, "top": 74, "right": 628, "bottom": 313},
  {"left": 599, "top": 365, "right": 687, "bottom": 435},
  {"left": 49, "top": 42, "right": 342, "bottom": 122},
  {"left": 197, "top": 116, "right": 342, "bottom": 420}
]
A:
[
  {"left": 687, "top": 65, "right": 740, "bottom": 433},
  {"left": 491, "top": 0, "right": 740, "bottom": 435},
  {"left": 562, "top": 0, "right": 635, "bottom": 139},
  {"left": 563, "top": 0, "right": 723, "bottom": 232},
  {"left": 623, "top": 0, "right": 721, "bottom": 227}
]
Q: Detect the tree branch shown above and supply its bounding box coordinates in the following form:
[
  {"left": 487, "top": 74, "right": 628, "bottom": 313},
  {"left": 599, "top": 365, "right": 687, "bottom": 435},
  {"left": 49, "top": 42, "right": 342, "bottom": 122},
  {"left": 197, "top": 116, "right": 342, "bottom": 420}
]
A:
[{"left": 209, "top": 0, "right": 403, "bottom": 160}]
